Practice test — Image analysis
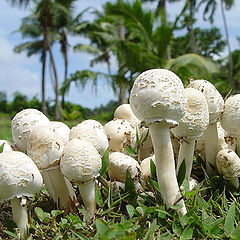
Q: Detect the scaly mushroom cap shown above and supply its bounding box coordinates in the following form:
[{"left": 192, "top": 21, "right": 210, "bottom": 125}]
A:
[
  {"left": 0, "top": 151, "right": 43, "bottom": 200},
  {"left": 221, "top": 94, "right": 240, "bottom": 137},
  {"left": 187, "top": 79, "right": 224, "bottom": 124},
  {"left": 171, "top": 88, "right": 209, "bottom": 139},
  {"left": 104, "top": 119, "right": 135, "bottom": 153},
  {"left": 50, "top": 121, "right": 70, "bottom": 145},
  {"left": 216, "top": 149, "right": 240, "bottom": 179},
  {"left": 130, "top": 69, "right": 186, "bottom": 126},
  {"left": 114, "top": 104, "right": 140, "bottom": 127},
  {"left": 27, "top": 125, "right": 65, "bottom": 170},
  {"left": 11, "top": 108, "right": 50, "bottom": 152},
  {"left": 108, "top": 152, "right": 140, "bottom": 183},
  {"left": 0, "top": 140, "right": 16, "bottom": 152},
  {"left": 60, "top": 139, "right": 102, "bottom": 183},
  {"left": 69, "top": 119, "right": 108, "bottom": 156}
]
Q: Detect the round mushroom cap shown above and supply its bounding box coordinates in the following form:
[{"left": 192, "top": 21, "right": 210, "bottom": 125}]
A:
[
  {"left": 130, "top": 69, "right": 186, "bottom": 126},
  {"left": 114, "top": 104, "right": 140, "bottom": 127},
  {"left": 0, "top": 140, "right": 16, "bottom": 152},
  {"left": 108, "top": 152, "right": 140, "bottom": 183},
  {"left": 0, "top": 151, "right": 43, "bottom": 200},
  {"left": 60, "top": 139, "right": 102, "bottom": 183},
  {"left": 216, "top": 149, "right": 240, "bottom": 179},
  {"left": 11, "top": 108, "right": 50, "bottom": 152},
  {"left": 50, "top": 121, "right": 70, "bottom": 145},
  {"left": 104, "top": 119, "right": 135, "bottom": 153},
  {"left": 187, "top": 79, "right": 224, "bottom": 124},
  {"left": 221, "top": 94, "right": 240, "bottom": 137},
  {"left": 69, "top": 119, "right": 108, "bottom": 156},
  {"left": 27, "top": 125, "right": 65, "bottom": 170},
  {"left": 171, "top": 88, "right": 209, "bottom": 139},
  {"left": 140, "top": 155, "right": 155, "bottom": 183}
]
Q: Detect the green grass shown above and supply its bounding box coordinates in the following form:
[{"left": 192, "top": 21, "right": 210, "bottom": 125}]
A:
[{"left": 0, "top": 113, "right": 12, "bottom": 141}]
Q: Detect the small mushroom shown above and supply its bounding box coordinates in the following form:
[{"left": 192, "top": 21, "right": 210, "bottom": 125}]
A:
[
  {"left": 216, "top": 149, "right": 240, "bottom": 189},
  {"left": 0, "top": 140, "right": 16, "bottom": 152},
  {"left": 0, "top": 151, "right": 43, "bottom": 237},
  {"left": 140, "top": 155, "right": 155, "bottom": 183},
  {"left": 60, "top": 139, "right": 102, "bottom": 215},
  {"left": 11, "top": 108, "right": 50, "bottom": 153},
  {"left": 130, "top": 69, "right": 187, "bottom": 214}
]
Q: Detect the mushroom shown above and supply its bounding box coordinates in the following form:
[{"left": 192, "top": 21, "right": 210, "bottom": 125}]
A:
[
  {"left": 104, "top": 119, "right": 136, "bottom": 154},
  {"left": 0, "top": 140, "right": 16, "bottom": 152},
  {"left": 171, "top": 88, "right": 209, "bottom": 180},
  {"left": 50, "top": 121, "right": 70, "bottom": 145},
  {"left": 60, "top": 139, "right": 102, "bottom": 215},
  {"left": 130, "top": 68, "right": 187, "bottom": 214},
  {"left": 140, "top": 155, "right": 155, "bottom": 183},
  {"left": 221, "top": 94, "right": 240, "bottom": 155},
  {"left": 0, "top": 151, "right": 43, "bottom": 237},
  {"left": 69, "top": 119, "right": 108, "bottom": 156},
  {"left": 11, "top": 108, "right": 50, "bottom": 153},
  {"left": 216, "top": 149, "right": 240, "bottom": 189},
  {"left": 187, "top": 79, "right": 224, "bottom": 176},
  {"left": 27, "top": 125, "right": 76, "bottom": 212}
]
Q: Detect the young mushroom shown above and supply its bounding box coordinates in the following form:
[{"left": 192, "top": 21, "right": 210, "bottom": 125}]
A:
[
  {"left": 187, "top": 79, "right": 224, "bottom": 176},
  {"left": 216, "top": 149, "right": 240, "bottom": 189},
  {"left": 11, "top": 108, "right": 50, "bottom": 153},
  {"left": 171, "top": 88, "right": 209, "bottom": 181},
  {"left": 60, "top": 139, "right": 102, "bottom": 215},
  {"left": 0, "top": 151, "right": 43, "bottom": 237},
  {"left": 130, "top": 68, "right": 187, "bottom": 214},
  {"left": 0, "top": 140, "right": 16, "bottom": 152}
]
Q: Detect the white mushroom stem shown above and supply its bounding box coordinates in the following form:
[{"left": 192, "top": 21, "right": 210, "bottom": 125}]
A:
[
  {"left": 77, "top": 179, "right": 96, "bottom": 215},
  {"left": 176, "top": 138, "right": 195, "bottom": 180},
  {"left": 204, "top": 122, "right": 218, "bottom": 176},
  {"left": 236, "top": 138, "right": 240, "bottom": 156},
  {"left": 41, "top": 171, "right": 56, "bottom": 200},
  {"left": 11, "top": 197, "right": 28, "bottom": 237},
  {"left": 47, "top": 168, "right": 76, "bottom": 212},
  {"left": 149, "top": 122, "right": 187, "bottom": 215}
]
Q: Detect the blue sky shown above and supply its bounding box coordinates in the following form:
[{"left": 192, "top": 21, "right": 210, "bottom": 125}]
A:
[{"left": 0, "top": 0, "right": 239, "bottom": 109}]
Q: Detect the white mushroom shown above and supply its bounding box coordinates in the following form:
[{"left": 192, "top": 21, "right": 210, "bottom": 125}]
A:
[
  {"left": 104, "top": 119, "right": 136, "bottom": 154},
  {"left": 130, "top": 69, "right": 187, "bottom": 214},
  {"left": 0, "top": 140, "right": 16, "bottom": 152},
  {"left": 187, "top": 79, "right": 224, "bottom": 176},
  {"left": 0, "top": 151, "right": 43, "bottom": 237},
  {"left": 27, "top": 125, "right": 76, "bottom": 212},
  {"left": 50, "top": 121, "right": 70, "bottom": 145},
  {"left": 60, "top": 139, "right": 102, "bottom": 215},
  {"left": 140, "top": 155, "right": 155, "bottom": 183},
  {"left": 69, "top": 119, "right": 108, "bottom": 156},
  {"left": 11, "top": 108, "right": 50, "bottom": 153},
  {"left": 216, "top": 149, "right": 240, "bottom": 189},
  {"left": 171, "top": 88, "right": 209, "bottom": 180}
]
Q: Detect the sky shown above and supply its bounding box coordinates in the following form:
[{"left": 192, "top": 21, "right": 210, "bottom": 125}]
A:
[{"left": 0, "top": 0, "right": 239, "bottom": 109}]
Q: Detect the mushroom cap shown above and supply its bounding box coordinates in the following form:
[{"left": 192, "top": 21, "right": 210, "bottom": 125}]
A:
[
  {"left": 216, "top": 149, "right": 240, "bottom": 179},
  {"left": 27, "top": 125, "right": 65, "bottom": 170},
  {"left": 50, "top": 121, "right": 70, "bottom": 145},
  {"left": 104, "top": 119, "right": 135, "bottom": 153},
  {"left": 217, "top": 122, "right": 228, "bottom": 151},
  {"left": 11, "top": 108, "right": 50, "bottom": 152},
  {"left": 0, "top": 151, "right": 43, "bottom": 200},
  {"left": 140, "top": 155, "right": 155, "bottom": 183},
  {"left": 171, "top": 88, "right": 209, "bottom": 139},
  {"left": 114, "top": 104, "right": 140, "bottom": 127},
  {"left": 130, "top": 69, "right": 186, "bottom": 126},
  {"left": 187, "top": 79, "right": 224, "bottom": 124},
  {"left": 0, "top": 140, "right": 16, "bottom": 152},
  {"left": 108, "top": 152, "right": 140, "bottom": 183},
  {"left": 221, "top": 94, "right": 240, "bottom": 137},
  {"left": 60, "top": 139, "right": 102, "bottom": 183},
  {"left": 69, "top": 119, "right": 108, "bottom": 156}
]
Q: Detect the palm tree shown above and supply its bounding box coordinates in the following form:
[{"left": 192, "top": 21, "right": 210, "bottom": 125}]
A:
[
  {"left": 198, "top": 0, "right": 235, "bottom": 87},
  {"left": 7, "top": 0, "right": 32, "bottom": 8}
]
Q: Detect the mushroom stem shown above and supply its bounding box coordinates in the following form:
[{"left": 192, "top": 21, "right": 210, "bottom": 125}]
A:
[
  {"left": 11, "top": 197, "right": 28, "bottom": 237},
  {"left": 149, "top": 122, "right": 187, "bottom": 215},
  {"left": 204, "top": 122, "right": 218, "bottom": 176},
  {"left": 41, "top": 171, "right": 56, "bottom": 200},
  {"left": 236, "top": 138, "right": 240, "bottom": 156},
  {"left": 77, "top": 179, "right": 96, "bottom": 215},
  {"left": 47, "top": 167, "right": 76, "bottom": 213},
  {"left": 176, "top": 138, "right": 195, "bottom": 180}
]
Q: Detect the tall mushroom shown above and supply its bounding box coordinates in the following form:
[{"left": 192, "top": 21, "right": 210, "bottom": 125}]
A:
[
  {"left": 130, "top": 69, "right": 187, "bottom": 214},
  {"left": 0, "top": 151, "right": 43, "bottom": 237},
  {"left": 171, "top": 88, "right": 209, "bottom": 180},
  {"left": 187, "top": 79, "right": 224, "bottom": 176},
  {"left": 60, "top": 139, "right": 102, "bottom": 215}
]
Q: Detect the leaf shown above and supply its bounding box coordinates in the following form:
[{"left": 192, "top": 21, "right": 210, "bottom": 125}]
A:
[
  {"left": 3, "top": 230, "right": 17, "bottom": 238},
  {"left": 177, "top": 159, "right": 186, "bottom": 186},
  {"left": 150, "top": 159, "right": 156, "bottom": 179},
  {"left": 224, "top": 202, "right": 236, "bottom": 234},
  {"left": 125, "top": 170, "right": 137, "bottom": 206},
  {"left": 0, "top": 143, "right": 4, "bottom": 153},
  {"left": 51, "top": 210, "right": 63, "bottom": 218},
  {"left": 99, "top": 148, "right": 109, "bottom": 176},
  {"left": 180, "top": 224, "right": 193, "bottom": 240},
  {"left": 172, "top": 221, "right": 182, "bottom": 236},
  {"left": 126, "top": 204, "right": 135, "bottom": 218},
  {"left": 4, "top": 216, "right": 17, "bottom": 232},
  {"left": 34, "top": 207, "right": 51, "bottom": 223},
  {"left": 95, "top": 219, "right": 108, "bottom": 237},
  {"left": 71, "top": 230, "right": 89, "bottom": 240},
  {"left": 231, "top": 224, "right": 240, "bottom": 240},
  {"left": 144, "top": 219, "right": 158, "bottom": 240},
  {"left": 125, "top": 145, "right": 137, "bottom": 158}
]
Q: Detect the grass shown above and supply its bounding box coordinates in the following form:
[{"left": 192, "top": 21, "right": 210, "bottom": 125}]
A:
[{"left": 0, "top": 113, "right": 12, "bottom": 141}]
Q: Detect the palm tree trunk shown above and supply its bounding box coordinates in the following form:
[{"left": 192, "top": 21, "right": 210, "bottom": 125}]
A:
[
  {"left": 189, "top": 0, "right": 195, "bottom": 53},
  {"left": 220, "top": 0, "right": 233, "bottom": 87}
]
